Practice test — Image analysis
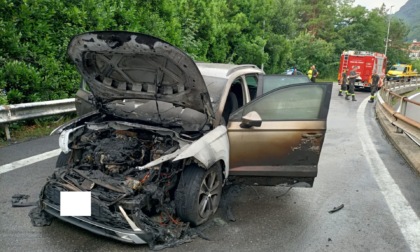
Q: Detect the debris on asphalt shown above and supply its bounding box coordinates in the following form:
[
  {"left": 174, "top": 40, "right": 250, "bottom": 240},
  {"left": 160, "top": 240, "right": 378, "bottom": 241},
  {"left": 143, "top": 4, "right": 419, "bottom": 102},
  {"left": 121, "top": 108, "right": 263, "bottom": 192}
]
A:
[
  {"left": 213, "top": 217, "right": 228, "bottom": 227},
  {"left": 328, "top": 204, "right": 344, "bottom": 214},
  {"left": 226, "top": 205, "right": 236, "bottom": 222},
  {"left": 29, "top": 206, "right": 53, "bottom": 226},
  {"left": 11, "top": 194, "right": 37, "bottom": 207},
  {"left": 218, "top": 184, "right": 241, "bottom": 222}
]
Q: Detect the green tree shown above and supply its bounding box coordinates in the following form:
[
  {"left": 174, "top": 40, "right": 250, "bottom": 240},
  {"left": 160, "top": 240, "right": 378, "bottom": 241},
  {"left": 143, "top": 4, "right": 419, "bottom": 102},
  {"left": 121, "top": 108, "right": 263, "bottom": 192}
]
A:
[
  {"left": 386, "top": 18, "right": 410, "bottom": 66},
  {"left": 290, "top": 33, "right": 336, "bottom": 77},
  {"left": 296, "top": 0, "right": 338, "bottom": 40},
  {"left": 0, "top": 0, "right": 415, "bottom": 104}
]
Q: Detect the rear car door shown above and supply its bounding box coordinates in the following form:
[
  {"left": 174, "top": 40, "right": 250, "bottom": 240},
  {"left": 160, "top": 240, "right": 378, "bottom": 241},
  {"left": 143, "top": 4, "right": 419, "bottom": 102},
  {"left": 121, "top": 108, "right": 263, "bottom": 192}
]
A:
[{"left": 227, "top": 82, "right": 332, "bottom": 187}]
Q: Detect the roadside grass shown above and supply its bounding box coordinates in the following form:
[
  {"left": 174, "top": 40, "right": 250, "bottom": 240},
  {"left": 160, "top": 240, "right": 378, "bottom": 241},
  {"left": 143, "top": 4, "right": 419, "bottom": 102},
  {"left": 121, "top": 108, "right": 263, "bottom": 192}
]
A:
[{"left": 0, "top": 113, "right": 76, "bottom": 148}]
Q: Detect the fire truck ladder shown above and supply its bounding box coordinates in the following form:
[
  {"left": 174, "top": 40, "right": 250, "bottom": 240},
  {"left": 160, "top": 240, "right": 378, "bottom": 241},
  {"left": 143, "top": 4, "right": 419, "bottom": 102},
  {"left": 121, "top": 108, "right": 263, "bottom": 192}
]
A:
[{"left": 343, "top": 54, "right": 349, "bottom": 69}]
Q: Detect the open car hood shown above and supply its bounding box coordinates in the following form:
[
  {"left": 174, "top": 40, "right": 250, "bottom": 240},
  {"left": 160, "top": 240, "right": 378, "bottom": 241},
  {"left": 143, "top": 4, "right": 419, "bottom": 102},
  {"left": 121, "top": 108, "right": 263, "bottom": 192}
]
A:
[{"left": 67, "top": 31, "right": 214, "bottom": 118}]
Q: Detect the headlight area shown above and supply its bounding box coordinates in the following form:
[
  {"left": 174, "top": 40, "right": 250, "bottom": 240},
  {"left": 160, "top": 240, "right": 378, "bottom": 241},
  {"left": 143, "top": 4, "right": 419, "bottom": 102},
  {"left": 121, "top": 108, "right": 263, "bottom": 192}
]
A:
[{"left": 34, "top": 121, "right": 203, "bottom": 249}]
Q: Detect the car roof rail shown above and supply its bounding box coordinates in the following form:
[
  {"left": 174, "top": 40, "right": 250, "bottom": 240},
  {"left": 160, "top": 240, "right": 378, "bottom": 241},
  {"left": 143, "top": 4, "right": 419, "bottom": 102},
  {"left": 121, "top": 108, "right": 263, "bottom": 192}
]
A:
[{"left": 226, "top": 64, "right": 259, "bottom": 76}]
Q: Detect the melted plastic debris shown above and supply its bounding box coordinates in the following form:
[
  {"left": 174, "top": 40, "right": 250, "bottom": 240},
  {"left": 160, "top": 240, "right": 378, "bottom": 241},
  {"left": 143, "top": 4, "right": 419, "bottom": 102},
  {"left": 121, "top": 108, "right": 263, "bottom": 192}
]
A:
[
  {"left": 328, "top": 204, "right": 344, "bottom": 214},
  {"left": 11, "top": 194, "right": 37, "bottom": 207},
  {"left": 29, "top": 206, "right": 53, "bottom": 226}
]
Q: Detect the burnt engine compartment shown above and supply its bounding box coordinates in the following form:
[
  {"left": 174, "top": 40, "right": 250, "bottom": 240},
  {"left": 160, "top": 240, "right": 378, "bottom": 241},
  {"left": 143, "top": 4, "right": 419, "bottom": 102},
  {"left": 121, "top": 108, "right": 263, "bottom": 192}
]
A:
[{"left": 41, "top": 125, "right": 194, "bottom": 248}]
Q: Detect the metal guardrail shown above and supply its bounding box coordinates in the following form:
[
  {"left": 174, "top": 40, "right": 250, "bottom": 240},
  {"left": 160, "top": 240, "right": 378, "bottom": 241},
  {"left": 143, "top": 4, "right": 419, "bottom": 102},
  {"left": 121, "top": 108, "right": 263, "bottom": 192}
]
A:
[
  {"left": 0, "top": 98, "right": 76, "bottom": 140},
  {"left": 0, "top": 79, "right": 418, "bottom": 142},
  {"left": 378, "top": 77, "right": 420, "bottom": 143}
]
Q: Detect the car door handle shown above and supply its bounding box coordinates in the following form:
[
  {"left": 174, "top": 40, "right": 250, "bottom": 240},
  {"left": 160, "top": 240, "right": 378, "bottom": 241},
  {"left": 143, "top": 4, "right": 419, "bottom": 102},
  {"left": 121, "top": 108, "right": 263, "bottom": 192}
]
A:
[{"left": 302, "top": 133, "right": 323, "bottom": 138}]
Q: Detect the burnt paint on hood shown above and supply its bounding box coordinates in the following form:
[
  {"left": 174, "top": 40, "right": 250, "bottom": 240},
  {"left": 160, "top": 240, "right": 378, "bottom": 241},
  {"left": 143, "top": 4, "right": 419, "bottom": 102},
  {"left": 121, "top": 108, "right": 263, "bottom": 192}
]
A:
[{"left": 67, "top": 31, "right": 214, "bottom": 118}]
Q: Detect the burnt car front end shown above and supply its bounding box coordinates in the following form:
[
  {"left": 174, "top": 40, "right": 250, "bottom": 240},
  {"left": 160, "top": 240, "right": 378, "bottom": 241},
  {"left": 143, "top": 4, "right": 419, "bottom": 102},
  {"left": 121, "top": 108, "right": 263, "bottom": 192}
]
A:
[
  {"left": 33, "top": 31, "right": 228, "bottom": 248},
  {"left": 40, "top": 115, "right": 194, "bottom": 246}
]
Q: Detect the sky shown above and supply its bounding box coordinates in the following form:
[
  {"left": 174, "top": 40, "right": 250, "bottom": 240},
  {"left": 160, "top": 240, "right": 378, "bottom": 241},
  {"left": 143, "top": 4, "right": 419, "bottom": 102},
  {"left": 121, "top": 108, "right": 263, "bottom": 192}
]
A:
[{"left": 353, "top": 0, "right": 408, "bottom": 12}]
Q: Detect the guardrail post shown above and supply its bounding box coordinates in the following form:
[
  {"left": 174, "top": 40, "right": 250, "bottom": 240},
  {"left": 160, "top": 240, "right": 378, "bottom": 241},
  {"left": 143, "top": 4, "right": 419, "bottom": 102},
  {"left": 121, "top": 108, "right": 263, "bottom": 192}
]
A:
[
  {"left": 3, "top": 124, "right": 11, "bottom": 141},
  {"left": 386, "top": 89, "right": 392, "bottom": 104},
  {"left": 400, "top": 98, "right": 407, "bottom": 116},
  {"left": 396, "top": 97, "right": 408, "bottom": 133}
]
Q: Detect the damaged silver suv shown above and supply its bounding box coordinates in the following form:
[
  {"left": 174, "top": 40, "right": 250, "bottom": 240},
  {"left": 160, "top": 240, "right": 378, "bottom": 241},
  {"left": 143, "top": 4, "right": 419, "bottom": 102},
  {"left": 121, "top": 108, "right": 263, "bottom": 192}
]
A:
[{"left": 35, "top": 31, "right": 332, "bottom": 248}]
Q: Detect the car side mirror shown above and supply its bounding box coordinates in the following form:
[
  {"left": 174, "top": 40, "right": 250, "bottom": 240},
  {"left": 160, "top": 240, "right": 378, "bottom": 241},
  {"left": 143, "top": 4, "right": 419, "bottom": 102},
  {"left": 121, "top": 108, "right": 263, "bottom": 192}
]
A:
[{"left": 240, "top": 111, "right": 262, "bottom": 128}]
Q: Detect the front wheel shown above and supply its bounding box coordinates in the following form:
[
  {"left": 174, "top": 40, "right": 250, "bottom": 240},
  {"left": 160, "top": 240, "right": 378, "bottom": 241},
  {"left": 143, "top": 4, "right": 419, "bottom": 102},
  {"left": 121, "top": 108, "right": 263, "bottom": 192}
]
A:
[{"left": 175, "top": 164, "right": 223, "bottom": 226}]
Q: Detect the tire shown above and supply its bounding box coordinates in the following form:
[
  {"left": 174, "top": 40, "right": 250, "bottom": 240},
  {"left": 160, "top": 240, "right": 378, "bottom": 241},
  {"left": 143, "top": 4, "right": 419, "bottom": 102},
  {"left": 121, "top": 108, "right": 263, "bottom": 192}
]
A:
[
  {"left": 175, "top": 164, "right": 223, "bottom": 226},
  {"left": 56, "top": 152, "right": 71, "bottom": 167}
]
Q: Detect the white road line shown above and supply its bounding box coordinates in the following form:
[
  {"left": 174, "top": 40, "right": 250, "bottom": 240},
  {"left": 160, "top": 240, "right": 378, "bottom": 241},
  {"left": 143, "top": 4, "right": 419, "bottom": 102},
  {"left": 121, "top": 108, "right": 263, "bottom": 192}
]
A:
[
  {"left": 357, "top": 97, "right": 420, "bottom": 252},
  {"left": 408, "top": 92, "right": 420, "bottom": 100},
  {"left": 0, "top": 148, "right": 61, "bottom": 174}
]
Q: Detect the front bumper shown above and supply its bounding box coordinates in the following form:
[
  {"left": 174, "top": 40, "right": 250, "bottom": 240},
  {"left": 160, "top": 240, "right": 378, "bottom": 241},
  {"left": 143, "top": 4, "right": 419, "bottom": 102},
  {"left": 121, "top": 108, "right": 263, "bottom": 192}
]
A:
[
  {"left": 354, "top": 82, "right": 370, "bottom": 89},
  {"left": 386, "top": 76, "right": 400, "bottom": 81},
  {"left": 41, "top": 200, "right": 152, "bottom": 244}
]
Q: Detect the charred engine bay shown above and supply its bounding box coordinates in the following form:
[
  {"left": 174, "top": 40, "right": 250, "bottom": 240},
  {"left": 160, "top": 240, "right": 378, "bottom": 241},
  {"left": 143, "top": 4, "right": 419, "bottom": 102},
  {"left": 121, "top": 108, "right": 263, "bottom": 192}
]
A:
[{"left": 40, "top": 124, "right": 198, "bottom": 248}]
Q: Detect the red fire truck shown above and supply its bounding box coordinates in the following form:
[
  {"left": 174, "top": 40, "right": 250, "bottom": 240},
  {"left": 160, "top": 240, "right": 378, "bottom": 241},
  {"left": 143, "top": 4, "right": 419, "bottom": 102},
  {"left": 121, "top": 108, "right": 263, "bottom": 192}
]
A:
[{"left": 338, "top": 51, "right": 387, "bottom": 90}]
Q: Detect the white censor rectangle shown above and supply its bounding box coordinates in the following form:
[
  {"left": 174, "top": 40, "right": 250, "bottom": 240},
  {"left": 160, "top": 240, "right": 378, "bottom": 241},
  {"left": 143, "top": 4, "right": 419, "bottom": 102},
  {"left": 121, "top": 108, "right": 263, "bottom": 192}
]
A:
[{"left": 60, "top": 191, "right": 91, "bottom": 216}]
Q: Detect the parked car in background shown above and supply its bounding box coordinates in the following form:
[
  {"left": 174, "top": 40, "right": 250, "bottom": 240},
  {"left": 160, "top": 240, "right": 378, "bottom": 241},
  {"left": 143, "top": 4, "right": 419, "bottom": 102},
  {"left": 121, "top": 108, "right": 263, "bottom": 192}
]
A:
[
  {"left": 35, "top": 31, "right": 332, "bottom": 248},
  {"left": 281, "top": 69, "right": 305, "bottom": 76},
  {"left": 386, "top": 63, "right": 418, "bottom": 81}
]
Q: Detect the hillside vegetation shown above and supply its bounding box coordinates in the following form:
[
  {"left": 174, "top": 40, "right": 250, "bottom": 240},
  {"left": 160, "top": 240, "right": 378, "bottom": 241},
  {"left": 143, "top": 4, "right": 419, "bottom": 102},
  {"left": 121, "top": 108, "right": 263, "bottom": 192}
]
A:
[
  {"left": 395, "top": 0, "right": 420, "bottom": 42},
  {"left": 0, "top": 0, "right": 411, "bottom": 105}
]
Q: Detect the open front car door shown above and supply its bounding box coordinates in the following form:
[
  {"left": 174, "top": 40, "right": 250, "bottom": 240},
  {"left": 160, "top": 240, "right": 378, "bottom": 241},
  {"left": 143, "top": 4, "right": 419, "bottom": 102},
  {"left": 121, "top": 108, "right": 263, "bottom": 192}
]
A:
[{"left": 227, "top": 82, "right": 332, "bottom": 187}]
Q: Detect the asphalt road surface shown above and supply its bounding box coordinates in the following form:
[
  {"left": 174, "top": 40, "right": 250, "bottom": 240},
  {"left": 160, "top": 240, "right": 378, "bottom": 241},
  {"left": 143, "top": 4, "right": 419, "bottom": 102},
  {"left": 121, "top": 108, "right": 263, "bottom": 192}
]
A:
[{"left": 1, "top": 84, "right": 420, "bottom": 252}]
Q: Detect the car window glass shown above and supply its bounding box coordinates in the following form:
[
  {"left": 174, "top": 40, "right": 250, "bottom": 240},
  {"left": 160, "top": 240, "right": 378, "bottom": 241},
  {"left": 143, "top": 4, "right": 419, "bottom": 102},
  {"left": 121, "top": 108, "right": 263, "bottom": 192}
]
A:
[
  {"left": 202, "top": 76, "right": 227, "bottom": 111},
  {"left": 390, "top": 65, "right": 404, "bottom": 71},
  {"left": 245, "top": 75, "right": 258, "bottom": 100},
  {"left": 263, "top": 76, "right": 310, "bottom": 94},
  {"left": 230, "top": 84, "right": 325, "bottom": 121}
]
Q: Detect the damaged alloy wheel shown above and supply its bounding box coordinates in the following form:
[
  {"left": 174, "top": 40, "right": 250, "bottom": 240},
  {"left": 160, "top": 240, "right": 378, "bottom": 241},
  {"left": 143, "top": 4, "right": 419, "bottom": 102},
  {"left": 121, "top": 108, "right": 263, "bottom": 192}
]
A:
[{"left": 175, "top": 164, "right": 223, "bottom": 226}]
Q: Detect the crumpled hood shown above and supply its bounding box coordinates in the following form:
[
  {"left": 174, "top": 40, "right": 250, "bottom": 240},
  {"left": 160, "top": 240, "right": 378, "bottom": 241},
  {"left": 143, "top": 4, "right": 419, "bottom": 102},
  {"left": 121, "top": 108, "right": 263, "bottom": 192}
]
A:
[{"left": 67, "top": 31, "right": 214, "bottom": 118}]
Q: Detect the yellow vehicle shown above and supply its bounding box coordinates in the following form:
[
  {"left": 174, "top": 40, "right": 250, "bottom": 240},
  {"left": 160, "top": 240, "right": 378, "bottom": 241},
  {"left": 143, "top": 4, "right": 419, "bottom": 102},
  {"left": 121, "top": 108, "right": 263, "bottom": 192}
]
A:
[{"left": 386, "top": 64, "right": 418, "bottom": 81}]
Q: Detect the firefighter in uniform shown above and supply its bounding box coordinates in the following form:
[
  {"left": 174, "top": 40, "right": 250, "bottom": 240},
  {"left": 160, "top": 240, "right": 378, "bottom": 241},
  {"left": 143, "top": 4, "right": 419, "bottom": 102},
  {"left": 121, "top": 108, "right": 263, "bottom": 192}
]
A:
[
  {"left": 368, "top": 73, "right": 383, "bottom": 103},
  {"left": 346, "top": 66, "right": 358, "bottom": 101},
  {"left": 339, "top": 68, "right": 348, "bottom": 96}
]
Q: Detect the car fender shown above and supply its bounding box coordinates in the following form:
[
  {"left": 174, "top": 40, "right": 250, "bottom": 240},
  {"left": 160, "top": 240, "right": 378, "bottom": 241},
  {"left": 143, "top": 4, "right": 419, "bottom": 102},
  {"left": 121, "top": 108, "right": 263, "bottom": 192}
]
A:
[
  {"left": 59, "top": 125, "right": 85, "bottom": 153},
  {"left": 50, "top": 110, "right": 99, "bottom": 135},
  {"left": 173, "top": 125, "right": 229, "bottom": 177}
]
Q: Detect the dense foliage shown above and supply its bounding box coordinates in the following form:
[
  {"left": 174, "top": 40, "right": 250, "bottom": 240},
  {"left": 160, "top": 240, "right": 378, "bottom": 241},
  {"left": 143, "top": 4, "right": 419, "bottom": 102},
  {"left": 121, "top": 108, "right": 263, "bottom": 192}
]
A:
[
  {"left": 0, "top": 0, "right": 412, "bottom": 104},
  {"left": 394, "top": 0, "right": 420, "bottom": 42}
]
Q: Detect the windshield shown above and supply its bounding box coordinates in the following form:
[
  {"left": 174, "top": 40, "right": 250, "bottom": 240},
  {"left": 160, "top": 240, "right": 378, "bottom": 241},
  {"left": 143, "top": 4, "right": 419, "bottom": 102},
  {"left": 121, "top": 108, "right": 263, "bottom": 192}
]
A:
[
  {"left": 202, "top": 75, "right": 228, "bottom": 111},
  {"left": 390, "top": 65, "right": 405, "bottom": 71}
]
